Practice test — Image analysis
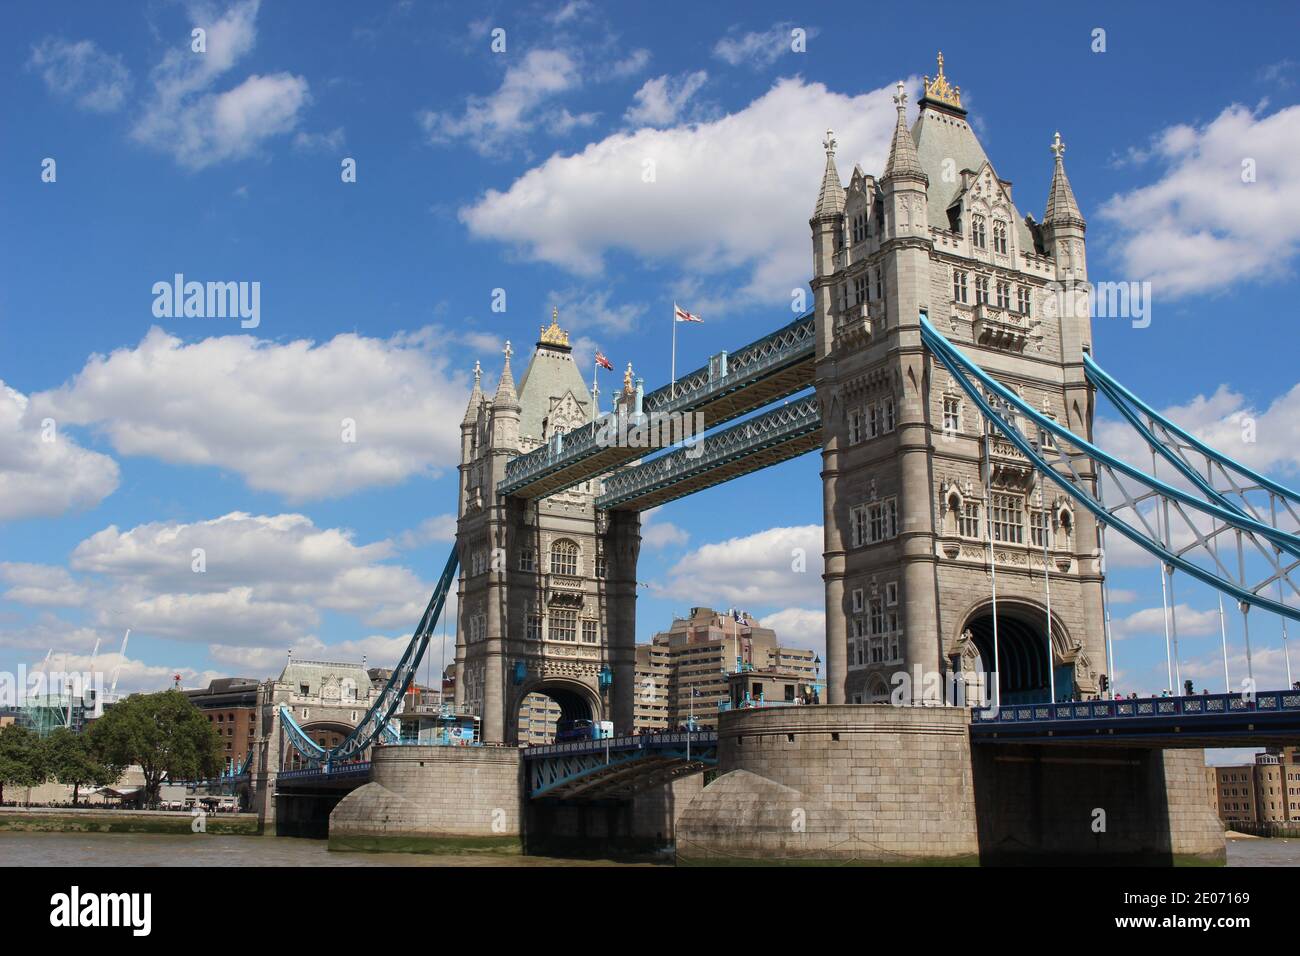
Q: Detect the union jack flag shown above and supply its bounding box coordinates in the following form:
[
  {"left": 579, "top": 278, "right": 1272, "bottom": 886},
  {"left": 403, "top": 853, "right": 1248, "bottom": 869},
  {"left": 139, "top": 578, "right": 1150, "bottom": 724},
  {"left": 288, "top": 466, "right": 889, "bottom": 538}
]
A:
[{"left": 595, "top": 350, "right": 613, "bottom": 370}]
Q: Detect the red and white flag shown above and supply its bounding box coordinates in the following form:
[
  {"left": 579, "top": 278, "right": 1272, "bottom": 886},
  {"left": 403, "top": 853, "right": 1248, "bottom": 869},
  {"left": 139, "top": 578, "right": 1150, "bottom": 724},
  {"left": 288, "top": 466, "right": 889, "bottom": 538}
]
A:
[
  {"left": 674, "top": 303, "right": 703, "bottom": 323},
  {"left": 595, "top": 350, "right": 614, "bottom": 370}
]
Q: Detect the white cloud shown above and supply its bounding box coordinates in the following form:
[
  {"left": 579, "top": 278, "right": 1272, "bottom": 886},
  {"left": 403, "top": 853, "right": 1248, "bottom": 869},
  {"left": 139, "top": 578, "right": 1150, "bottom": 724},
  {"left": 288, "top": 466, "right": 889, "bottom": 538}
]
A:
[
  {"left": 625, "top": 71, "right": 708, "bottom": 127},
  {"left": 292, "top": 126, "right": 345, "bottom": 152},
  {"left": 658, "top": 524, "right": 822, "bottom": 608},
  {"left": 641, "top": 507, "right": 689, "bottom": 550},
  {"left": 397, "top": 514, "right": 458, "bottom": 550},
  {"left": 0, "top": 382, "right": 119, "bottom": 521},
  {"left": 28, "top": 37, "right": 132, "bottom": 112},
  {"left": 131, "top": 0, "right": 311, "bottom": 169},
  {"left": 30, "top": 326, "right": 466, "bottom": 502},
  {"left": 459, "top": 77, "right": 904, "bottom": 301},
  {"left": 760, "top": 607, "right": 824, "bottom": 660},
  {"left": 3, "top": 511, "right": 436, "bottom": 655},
  {"left": 1111, "top": 603, "right": 1222, "bottom": 641},
  {"left": 0, "top": 564, "right": 87, "bottom": 607},
  {"left": 1101, "top": 102, "right": 1300, "bottom": 296},
  {"left": 419, "top": 48, "right": 590, "bottom": 154},
  {"left": 547, "top": 288, "right": 648, "bottom": 337},
  {"left": 712, "top": 24, "right": 817, "bottom": 69}
]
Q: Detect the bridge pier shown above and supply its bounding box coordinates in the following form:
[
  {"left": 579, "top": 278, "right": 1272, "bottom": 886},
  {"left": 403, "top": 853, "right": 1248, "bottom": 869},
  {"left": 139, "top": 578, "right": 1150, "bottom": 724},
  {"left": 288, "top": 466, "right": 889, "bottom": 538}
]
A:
[
  {"left": 329, "top": 744, "right": 525, "bottom": 854},
  {"left": 675, "top": 705, "right": 1224, "bottom": 865}
]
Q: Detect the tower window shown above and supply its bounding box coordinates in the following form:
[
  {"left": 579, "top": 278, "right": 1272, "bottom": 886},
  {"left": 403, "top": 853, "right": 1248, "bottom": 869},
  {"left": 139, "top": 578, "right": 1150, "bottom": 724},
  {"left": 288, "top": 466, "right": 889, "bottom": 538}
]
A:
[
  {"left": 996, "top": 281, "right": 1011, "bottom": 310},
  {"left": 581, "top": 619, "right": 598, "bottom": 644},
  {"left": 953, "top": 270, "right": 968, "bottom": 304},
  {"left": 527, "top": 615, "right": 542, "bottom": 641},
  {"left": 880, "top": 398, "right": 896, "bottom": 434},
  {"left": 848, "top": 408, "right": 863, "bottom": 444},
  {"left": 550, "top": 539, "right": 579, "bottom": 576},
  {"left": 991, "top": 493, "right": 1025, "bottom": 545},
  {"left": 549, "top": 610, "right": 578, "bottom": 642},
  {"left": 975, "top": 275, "right": 990, "bottom": 305},
  {"left": 960, "top": 501, "right": 981, "bottom": 539},
  {"left": 853, "top": 274, "right": 867, "bottom": 305},
  {"left": 993, "top": 220, "right": 1008, "bottom": 255},
  {"left": 1017, "top": 286, "right": 1032, "bottom": 316},
  {"left": 943, "top": 397, "right": 962, "bottom": 434},
  {"left": 852, "top": 212, "right": 868, "bottom": 244},
  {"left": 519, "top": 548, "right": 535, "bottom": 572},
  {"left": 972, "top": 215, "right": 987, "bottom": 249}
]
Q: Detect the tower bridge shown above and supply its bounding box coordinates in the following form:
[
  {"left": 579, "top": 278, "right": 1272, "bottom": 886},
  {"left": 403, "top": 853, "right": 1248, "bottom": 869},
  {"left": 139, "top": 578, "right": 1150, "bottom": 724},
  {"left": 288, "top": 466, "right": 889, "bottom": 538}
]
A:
[{"left": 260, "top": 54, "right": 1300, "bottom": 864}]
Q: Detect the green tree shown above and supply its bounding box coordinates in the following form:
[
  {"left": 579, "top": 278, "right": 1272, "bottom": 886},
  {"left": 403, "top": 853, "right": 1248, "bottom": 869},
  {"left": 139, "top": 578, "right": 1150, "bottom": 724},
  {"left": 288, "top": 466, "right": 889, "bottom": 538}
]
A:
[
  {"left": 44, "top": 727, "right": 120, "bottom": 806},
  {"left": 0, "top": 724, "right": 48, "bottom": 805},
  {"left": 91, "top": 690, "right": 223, "bottom": 807}
]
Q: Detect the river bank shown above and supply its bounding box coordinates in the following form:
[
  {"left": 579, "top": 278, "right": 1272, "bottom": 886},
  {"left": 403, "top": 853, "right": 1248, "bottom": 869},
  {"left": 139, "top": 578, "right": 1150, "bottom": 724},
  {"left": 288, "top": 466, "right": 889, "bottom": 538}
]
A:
[{"left": 0, "top": 806, "right": 260, "bottom": 836}]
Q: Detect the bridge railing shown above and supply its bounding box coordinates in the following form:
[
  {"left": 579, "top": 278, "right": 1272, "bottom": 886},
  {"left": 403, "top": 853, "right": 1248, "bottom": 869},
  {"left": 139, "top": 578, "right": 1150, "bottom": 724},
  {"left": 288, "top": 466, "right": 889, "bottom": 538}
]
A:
[
  {"left": 277, "top": 761, "right": 371, "bottom": 781},
  {"left": 970, "top": 690, "right": 1300, "bottom": 724},
  {"left": 524, "top": 730, "right": 717, "bottom": 758}
]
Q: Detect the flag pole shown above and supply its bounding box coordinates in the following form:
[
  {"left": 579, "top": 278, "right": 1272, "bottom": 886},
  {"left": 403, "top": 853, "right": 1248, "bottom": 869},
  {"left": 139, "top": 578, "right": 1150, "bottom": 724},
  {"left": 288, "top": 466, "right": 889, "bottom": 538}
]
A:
[{"left": 671, "top": 304, "right": 677, "bottom": 400}]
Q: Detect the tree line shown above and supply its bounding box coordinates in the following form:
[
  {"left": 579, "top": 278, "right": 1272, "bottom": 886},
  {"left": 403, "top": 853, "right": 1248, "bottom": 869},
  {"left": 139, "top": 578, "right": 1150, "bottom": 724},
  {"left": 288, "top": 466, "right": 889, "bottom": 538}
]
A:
[{"left": 0, "top": 690, "right": 226, "bottom": 807}]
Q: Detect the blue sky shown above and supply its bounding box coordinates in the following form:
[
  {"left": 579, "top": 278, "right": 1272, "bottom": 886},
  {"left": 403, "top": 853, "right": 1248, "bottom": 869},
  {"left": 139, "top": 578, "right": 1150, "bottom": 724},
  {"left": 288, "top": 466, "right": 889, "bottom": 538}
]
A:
[{"left": 3, "top": 0, "right": 1300, "bottom": 751}]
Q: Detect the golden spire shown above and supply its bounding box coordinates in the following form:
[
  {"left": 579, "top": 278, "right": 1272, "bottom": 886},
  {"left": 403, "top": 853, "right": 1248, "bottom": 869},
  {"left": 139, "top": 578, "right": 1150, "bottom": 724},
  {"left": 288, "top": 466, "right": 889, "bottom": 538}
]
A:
[
  {"left": 623, "top": 362, "right": 635, "bottom": 394},
  {"left": 539, "top": 305, "right": 570, "bottom": 347},
  {"left": 922, "top": 51, "right": 962, "bottom": 109}
]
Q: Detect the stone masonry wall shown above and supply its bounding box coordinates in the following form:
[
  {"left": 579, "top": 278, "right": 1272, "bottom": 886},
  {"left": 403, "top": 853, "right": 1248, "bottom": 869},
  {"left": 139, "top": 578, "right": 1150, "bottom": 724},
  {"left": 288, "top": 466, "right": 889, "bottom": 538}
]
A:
[{"left": 330, "top": 745, "right": 523, "bottom": 846}]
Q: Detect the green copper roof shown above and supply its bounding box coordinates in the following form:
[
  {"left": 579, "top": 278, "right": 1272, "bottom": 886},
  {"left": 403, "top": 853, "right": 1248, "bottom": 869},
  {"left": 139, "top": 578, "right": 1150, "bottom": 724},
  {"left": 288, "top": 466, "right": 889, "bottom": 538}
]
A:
[{"left": 516, "top": 341, "right": 592, "bottom": 443}]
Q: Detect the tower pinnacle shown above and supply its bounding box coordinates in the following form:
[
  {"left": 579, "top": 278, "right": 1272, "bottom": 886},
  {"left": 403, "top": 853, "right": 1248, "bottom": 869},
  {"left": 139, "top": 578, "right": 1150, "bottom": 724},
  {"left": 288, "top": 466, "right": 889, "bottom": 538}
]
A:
[
  {"left": 1044, "top": 131, "right": 1084, "bottom": 227},
  {"left": 882, "top": 81, "right": 925, "bottom": 182},
  {"left": 812, "top": 126, "right": 845, "bottom": 218}
]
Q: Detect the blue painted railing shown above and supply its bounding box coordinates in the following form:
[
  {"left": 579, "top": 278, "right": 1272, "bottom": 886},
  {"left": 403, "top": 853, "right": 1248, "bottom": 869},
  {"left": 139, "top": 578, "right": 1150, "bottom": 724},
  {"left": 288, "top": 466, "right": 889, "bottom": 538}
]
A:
[
  {"left": 523, "top": 730, "right": 716, "bottom": 759},
  {"left": 970, "top": 690, "right": 1300, "bottom": 724}
]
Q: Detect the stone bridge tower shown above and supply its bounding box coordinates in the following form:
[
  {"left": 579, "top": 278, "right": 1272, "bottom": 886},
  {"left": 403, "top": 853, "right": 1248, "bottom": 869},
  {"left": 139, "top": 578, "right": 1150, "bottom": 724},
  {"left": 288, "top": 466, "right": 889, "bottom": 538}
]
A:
[
  {"left": 455, "top": 312, "right": 641, "bottom": 743},
  {"left": 814, "top": 54, "right": 1105, "bottom": 707}
]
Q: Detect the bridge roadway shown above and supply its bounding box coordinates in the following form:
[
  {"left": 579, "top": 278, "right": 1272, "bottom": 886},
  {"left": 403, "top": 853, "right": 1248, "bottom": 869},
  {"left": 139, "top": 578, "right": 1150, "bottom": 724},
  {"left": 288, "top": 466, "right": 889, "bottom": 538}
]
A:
[
  {"left": 498, "top": 313, "right": 815, "bottom": 500},
  {"left": 970, "top": 689, "right": 1300, "bottom": 747}
]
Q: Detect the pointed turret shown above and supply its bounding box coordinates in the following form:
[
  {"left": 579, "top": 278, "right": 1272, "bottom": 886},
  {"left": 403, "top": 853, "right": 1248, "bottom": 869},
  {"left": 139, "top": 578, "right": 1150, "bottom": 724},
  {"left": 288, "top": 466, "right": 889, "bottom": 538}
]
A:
[
  {"left": 812, "top": 128, "right": 845, "bottom": 218},
  {"left": 493, "top": 341, "right": 519, "bottom": 410},
  {"left": 462, "top": 360, "right": 483, "bottom": 425},
  {"left": 882, "top": 82, "right": 925, "bottom": 183},
  {"left": 1044, "top": 131, "right": 1085, "bottom": 227}
]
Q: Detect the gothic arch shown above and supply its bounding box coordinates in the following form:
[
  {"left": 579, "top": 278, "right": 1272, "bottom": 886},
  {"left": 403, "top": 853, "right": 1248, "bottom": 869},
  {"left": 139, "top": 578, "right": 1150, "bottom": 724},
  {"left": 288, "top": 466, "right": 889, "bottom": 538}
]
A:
[
  {"left": 950, "top": 597, "right": 1075, "bottom": 704},
  {"left": 509, "top": 676, "right": 603, "bottom": 744}
]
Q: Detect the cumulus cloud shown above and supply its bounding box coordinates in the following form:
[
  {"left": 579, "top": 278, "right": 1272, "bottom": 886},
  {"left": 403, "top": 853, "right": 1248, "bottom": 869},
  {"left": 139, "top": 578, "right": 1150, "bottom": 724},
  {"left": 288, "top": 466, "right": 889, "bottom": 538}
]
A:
[
  {"left": 1101, "top": 102, "right": 1300, "bottom": 296},
  {"left": 419, "top": 48, "right": 595, "bottom": 154},
  {"left": 131, "top": 0, "right": 310, "bottom": 169},
  {"left": 0, "top": 564, "right": 87, "bottom": 607},
  {"left": 712, "top": 23, "right": 818, "bottom": 69},
  {"left": 459, "top": 77, "right": 904, "bottom": 301},
  {"left": 641, "top": 507, "right": 689, "bottom": 550},
  {"left": 0, "top": 383, "right": 119, "bottom": 521},
  {"left": 4, "top": 511, "right": 436, "bottom": 657},
  {"left": 658, "top": 524, "right": 823, "bottom": 608},
  {"left": 760, "top": 607, "right": 825, "bottom": 660},
  {"left": 29, "top": 326, "right": 466, "bottom": 502},
  {"left": 625, "top": 71, "right": 708, "bottom": 127},
  {"left": 27, "top": 37, "right": 132, "bottom": 112},
  {"left": 1111, "top": 603, "right": 1223, "bottom": 641},
  {"left": 546, "top": 288, "right": 648, "bottom": 337}
]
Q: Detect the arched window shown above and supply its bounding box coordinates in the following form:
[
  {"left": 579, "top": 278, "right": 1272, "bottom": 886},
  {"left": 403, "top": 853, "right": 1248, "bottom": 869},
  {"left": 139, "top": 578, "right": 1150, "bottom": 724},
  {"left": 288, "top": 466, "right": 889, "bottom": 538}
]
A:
[
  {"left": 993, "top": 220, "right": 1008, "bottom": 254},
  {"left": 972, "top": 215, "right": 987, "bottom": 249},
  {"left": 550, "top": 539, "right": 579, "bottom": 576}
]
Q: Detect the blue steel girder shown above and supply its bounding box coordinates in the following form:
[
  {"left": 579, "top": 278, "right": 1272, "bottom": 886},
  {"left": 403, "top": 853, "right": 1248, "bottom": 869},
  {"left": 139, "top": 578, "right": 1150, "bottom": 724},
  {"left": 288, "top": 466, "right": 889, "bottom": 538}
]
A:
[
  {"left": 920, "top": 316, "right": 1300, "bottom": 620},
  {"left": 595, "top": 395, "right": 822, "bottom": 511},
  {"left": 497, "top": 313, "right": 815, "bottom": 500},
  {"left": 528, "top": 747, "right": 716, "bottom": 800}
]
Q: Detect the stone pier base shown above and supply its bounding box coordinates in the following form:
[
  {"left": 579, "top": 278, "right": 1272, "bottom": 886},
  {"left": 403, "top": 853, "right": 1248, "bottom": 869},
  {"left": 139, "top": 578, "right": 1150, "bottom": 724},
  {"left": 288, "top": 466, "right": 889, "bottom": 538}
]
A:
[
  {"left": 675, "top": 705, "right": 1225, "bottom": 866},
  {"left": 329, "top": 745, "right": 524, "bottom": 854}
]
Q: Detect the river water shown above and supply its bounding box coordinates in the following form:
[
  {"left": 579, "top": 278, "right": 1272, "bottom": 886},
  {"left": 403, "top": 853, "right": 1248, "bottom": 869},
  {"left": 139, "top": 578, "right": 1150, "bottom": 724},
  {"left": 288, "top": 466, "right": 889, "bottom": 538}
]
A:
[{"left": 0, "top": 832, "right": 1295, "bottom": 866}]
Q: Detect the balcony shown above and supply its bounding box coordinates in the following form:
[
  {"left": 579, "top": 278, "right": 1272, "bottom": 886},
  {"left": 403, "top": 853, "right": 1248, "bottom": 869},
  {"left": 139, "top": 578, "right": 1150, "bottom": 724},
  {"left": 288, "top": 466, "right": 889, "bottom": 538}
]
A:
[
  {"left": 973, "top": 303, "right": 1035, "bottom": 352},
  {"left": 834, "top": 301, "right": 882, "bottom": 348}
]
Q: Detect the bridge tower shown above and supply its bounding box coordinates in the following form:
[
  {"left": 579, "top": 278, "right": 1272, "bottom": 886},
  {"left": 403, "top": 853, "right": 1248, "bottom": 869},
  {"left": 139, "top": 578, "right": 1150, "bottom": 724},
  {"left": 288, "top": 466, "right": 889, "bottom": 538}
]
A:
[
  {"left": 814, "top": 54, "right": 1106, "bottom": 707},
  {"left": 455, "top": 314, "right": 641, "bottom": 744}
]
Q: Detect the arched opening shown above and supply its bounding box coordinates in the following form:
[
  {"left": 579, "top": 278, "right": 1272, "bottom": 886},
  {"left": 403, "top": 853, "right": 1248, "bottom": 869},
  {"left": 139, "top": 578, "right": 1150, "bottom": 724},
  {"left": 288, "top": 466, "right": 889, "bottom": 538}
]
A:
[
  {"left": 959, "top": 602, "right": 1069, "bottom": 706},
  {"left": 515, "top": 681, "right": 599, "bottom": 746}
]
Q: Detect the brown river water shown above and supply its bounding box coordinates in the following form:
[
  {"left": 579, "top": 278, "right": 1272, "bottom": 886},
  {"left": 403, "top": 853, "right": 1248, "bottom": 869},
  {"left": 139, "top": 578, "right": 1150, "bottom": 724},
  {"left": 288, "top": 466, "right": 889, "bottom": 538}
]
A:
[{"left": 0, "top": 832, "right": 1295, "bottom": 866}]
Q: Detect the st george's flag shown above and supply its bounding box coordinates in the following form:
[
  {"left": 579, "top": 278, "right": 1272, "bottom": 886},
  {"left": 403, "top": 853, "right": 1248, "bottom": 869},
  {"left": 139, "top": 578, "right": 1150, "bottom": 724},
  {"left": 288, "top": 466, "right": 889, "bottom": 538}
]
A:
[
  {"left": 595, "top": 350, "right": 614, "bottom": 370},
  {"left": 674, "top": 303, "right": 703, "bottom": 323}
]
